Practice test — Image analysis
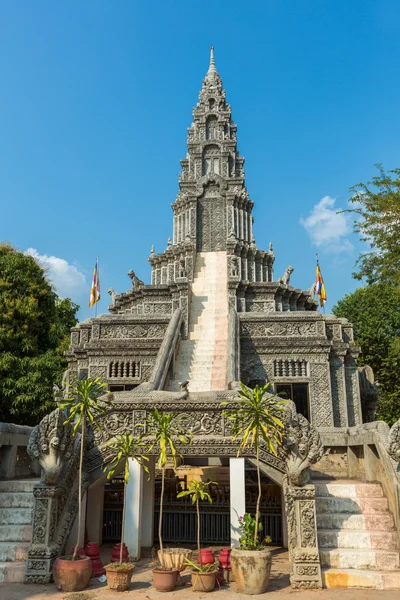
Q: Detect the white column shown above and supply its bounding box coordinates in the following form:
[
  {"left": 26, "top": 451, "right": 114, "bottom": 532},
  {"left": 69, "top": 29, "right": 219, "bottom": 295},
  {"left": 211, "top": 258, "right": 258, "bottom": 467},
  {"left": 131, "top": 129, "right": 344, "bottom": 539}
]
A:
[
  {"left": 141, "top": 458, "right": 155, "bottom": 549},
  {"left": 125, "top": 458, "right": 144, "bottom": 560},
  {"left": 230, "top": 457, "right": 246, "bottom": 548}
]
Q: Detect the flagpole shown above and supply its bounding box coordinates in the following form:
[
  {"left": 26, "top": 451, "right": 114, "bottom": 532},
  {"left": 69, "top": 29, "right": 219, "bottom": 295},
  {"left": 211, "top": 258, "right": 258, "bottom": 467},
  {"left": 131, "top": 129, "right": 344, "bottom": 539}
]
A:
[{"left": 95, "top": 256, "right": 98, "bottom": 319}]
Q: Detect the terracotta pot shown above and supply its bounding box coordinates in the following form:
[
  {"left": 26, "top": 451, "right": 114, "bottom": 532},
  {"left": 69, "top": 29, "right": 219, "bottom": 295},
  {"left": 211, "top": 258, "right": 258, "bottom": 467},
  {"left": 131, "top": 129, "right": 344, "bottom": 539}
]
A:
[
  {"left": 152, "top": 568, "right": 178, "bottom": 592},
  {"left": 52, "top": 556, "right": 92, "bottom": 592},
  {"left": 230, "top": 548, "right": 272, "bottom": 595},
  {"left": 105, "top": 564, "right": 135, "bottom": 592},
  {"left": 191, "top": 569, "right": 218, "bottom": 592},
  {"left": 197, "top": 549, "right": 215, "bottom": 566},
  {"left": 85, "top": 542, "right": 105, "bottom": 577},
  {"left": 158, "top": 548, "right": 193, "bottom": 572}
]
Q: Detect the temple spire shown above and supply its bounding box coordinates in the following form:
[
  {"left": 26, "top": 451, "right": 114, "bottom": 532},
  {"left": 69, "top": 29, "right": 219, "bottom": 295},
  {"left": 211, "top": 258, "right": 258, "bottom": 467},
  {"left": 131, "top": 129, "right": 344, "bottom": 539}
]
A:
[{"left": 205, "top": 46, "right": 219, "bottom": 81}]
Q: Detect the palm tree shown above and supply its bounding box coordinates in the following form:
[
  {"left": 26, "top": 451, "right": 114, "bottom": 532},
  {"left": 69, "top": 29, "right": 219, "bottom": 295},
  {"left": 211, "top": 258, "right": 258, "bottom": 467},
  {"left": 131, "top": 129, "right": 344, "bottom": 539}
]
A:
[
  {"left": 60, "top": 377, "right": 112, "bottom": 559},
  {"left": 177, "top": 480, "right": 216, "bottom": 568},
  {"left": 104, "top": 433, "right": 149, "bottom": 564},
  {"left": 143, "top": 409, "right": 191, "bottom": 564},
  {"left": 222, "top": 382, "right": 286, "bottom": 544}
]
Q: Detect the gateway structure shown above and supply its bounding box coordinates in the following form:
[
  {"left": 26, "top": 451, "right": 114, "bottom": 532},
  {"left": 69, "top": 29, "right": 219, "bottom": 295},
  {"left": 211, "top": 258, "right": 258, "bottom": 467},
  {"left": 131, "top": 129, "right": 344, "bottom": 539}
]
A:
[{"left": 14, "top": 49, "right": 400, "bottom": 590}]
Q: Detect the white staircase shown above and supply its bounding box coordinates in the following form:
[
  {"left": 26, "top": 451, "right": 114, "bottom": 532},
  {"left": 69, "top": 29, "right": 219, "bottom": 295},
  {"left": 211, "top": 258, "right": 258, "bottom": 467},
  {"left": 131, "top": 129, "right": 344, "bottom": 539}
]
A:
[
  {"left": 173, "top": 252, "right": 229, "bottom": 392},
  {"left": 315, "top": 480, "right": 400, "bottom": 589},
  {"left": 0, "top": 479, "right": 37, "bottom": 583}
]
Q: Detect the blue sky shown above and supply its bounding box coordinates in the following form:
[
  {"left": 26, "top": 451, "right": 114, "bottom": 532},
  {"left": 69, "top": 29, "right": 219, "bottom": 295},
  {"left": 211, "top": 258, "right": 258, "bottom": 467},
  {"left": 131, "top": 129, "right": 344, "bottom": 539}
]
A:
[{"left": 1, "top": 1, "right": 399, "bottom": 320}]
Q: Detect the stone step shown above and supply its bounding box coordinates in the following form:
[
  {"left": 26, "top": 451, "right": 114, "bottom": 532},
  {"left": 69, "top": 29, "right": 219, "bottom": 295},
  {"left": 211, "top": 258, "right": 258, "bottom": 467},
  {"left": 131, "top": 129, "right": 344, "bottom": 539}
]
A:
[
  {"left": 320, "top": 548, "right": 400, "bottom": 570},
  {"left": 316, "top": 496, "right": 388, "bottom": 514},
  {"left": 322, "top": 568, "right": 400, "bottom": 589},
  {"left": 0, "top": 525, "right": 32, "bottom": 542},
  {"left": 0, "top": 479, "right": 38, "bottom": 493},
  {"left": 317, "top": 513, "right": 394, "bottom": 531},
  {"left": 314, "top": 483, "right": 383, "bottom": 498},
  {"left": 0, "top": 508, "right": 33, "bottom": 525},
  {"left": 0, "top": 561, "right": 25, "bottom": 583},
  {"left": 0, "top": 493, "right": 34, "bottom": 509},
  {"left": 0, "top": 542, "right": 29, "bottom": 562},
  {"left": 318, "top": 530, "right": 398, "bottom": 551}
]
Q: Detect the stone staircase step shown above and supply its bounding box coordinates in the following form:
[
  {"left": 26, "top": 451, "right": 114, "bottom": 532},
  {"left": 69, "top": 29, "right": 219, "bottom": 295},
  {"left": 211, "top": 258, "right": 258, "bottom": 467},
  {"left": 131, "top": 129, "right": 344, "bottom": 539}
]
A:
[
  {"left": 317, "top": 512, "right": 394, "bottom": 531},
  {"left": 0, "top": 480, "right": 37, "bottom": 493},
  {"left": 316, "top": 496, "right": 388, "bottom": 514},
  {"left": 0, "top": 493, "right": 34, "bottom": 509},
  {"left": 315, "top": 483, "right": 383, "bottom": 498},
  {"left": 318, "top": 529, "right": 398, "bottom": 551},
  {"left": 322, "top": 568, "right": 400, "bottom": 589},
  {"left": 0, "top": 542, "right": 30, "bottom": 562},
  {"left": 320, "top": 548, "right": 400, "bottom": 570},
  {"left": 0, "top": 524, "right": 32, "bottom": 543},
  {"left": 0, "top": 508, "right": 33, "bottom": 525},
  {"left": 0, "top": 561, "right": 25, "bottom": 583}
]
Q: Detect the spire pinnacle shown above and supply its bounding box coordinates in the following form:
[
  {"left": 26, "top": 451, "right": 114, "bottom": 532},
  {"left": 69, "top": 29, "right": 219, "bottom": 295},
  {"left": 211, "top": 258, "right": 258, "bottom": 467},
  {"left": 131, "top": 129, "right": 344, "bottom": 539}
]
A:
[{"left": 206, "top": 46, "right": 219, "bottom": 81}]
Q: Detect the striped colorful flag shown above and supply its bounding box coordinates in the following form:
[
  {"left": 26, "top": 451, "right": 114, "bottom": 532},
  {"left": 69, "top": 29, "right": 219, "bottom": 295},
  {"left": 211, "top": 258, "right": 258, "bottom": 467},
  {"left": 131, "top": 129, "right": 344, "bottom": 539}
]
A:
[
  {"left": 315, "top": 259, "right": 327, "bottom": 307},
  {"left": 89, "top": 258, "right": 100, "bottom": 308}
]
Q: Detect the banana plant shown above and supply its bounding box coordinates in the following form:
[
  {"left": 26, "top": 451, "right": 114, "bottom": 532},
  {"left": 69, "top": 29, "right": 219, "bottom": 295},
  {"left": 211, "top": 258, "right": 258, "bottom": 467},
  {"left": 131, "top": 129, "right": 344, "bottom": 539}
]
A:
[
  {"left": 59, "top": 376, "right": 112, "bottom": 559},
  {"left": 104, "top": 433, "right": 149, "bottom": 564}
]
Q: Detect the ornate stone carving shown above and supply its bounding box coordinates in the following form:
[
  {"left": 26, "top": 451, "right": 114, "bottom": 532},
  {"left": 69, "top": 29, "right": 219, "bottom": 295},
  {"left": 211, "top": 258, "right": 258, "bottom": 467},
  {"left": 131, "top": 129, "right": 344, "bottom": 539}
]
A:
[
  {"left": 27, "top": 409, "right": 76, "bottom": 485},
  {"left": 100, "top": 324, "right": 166, "bottom": 339},
  {"left": 128, "top": 269, "right": 144, "bottom": 289},
  {"left": 388, "top": 419, "right": 400, "bottom": 462},
  {"left": 277, "top": 265, "right": 294, "bottom": 285},
  {"left": 281, "top": 401, "right": 325, "bottom": 486},
  {"left": 241, "top": 321, "right": 319, "bottom": 338}
]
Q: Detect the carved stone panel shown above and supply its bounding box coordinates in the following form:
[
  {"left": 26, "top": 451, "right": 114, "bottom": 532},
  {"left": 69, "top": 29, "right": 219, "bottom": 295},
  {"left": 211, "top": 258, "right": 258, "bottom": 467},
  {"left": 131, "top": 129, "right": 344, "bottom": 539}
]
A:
[{"left": 309, "top": 362, "right": 333, "bottom": 427}]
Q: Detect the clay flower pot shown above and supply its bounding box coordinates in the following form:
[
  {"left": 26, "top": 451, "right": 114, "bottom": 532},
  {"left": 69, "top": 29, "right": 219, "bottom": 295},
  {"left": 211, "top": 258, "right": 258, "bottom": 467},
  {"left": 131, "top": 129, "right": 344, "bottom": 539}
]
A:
[
  {"left": 52, "top": 556, "right": 92, "bottom": 592},
  {"left": 105, "top": 563, "right": 135, "bottom": 592},
  {"left": 230, "top": 548, "right": 272, "bottom": 595},
  {"left": 191, "top": 569, "right": 218, "bottom": 592},
  {"left": 152, "top": 567, "right": 179, "bottom": 592}
]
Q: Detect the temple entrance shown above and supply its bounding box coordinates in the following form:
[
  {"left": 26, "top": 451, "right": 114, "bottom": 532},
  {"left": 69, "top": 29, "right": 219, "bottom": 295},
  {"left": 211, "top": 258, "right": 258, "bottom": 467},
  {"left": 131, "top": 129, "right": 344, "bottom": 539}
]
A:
[{"left": 101, "top": 458, "right": 283, "bottom": 548}]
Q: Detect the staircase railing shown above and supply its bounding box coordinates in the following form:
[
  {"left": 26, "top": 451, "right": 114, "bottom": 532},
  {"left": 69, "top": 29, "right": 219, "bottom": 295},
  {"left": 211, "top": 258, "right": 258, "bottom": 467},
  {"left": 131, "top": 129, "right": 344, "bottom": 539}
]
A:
[
  {"left": 0, "top": 422, "right": 39, "bottom": 479},
  {"left": 226, "top": 309, "right": 239, "bottom": 388}
]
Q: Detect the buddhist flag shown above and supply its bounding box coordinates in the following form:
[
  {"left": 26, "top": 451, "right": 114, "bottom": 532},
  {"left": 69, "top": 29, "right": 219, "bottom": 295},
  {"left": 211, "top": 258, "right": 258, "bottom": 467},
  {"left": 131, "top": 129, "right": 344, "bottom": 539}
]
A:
[
  {"left": 315, "top": 257, "right": 327, "bottom": 307},
  {"left": 89, "top": 257, "right": 100, "bottom": 308}
]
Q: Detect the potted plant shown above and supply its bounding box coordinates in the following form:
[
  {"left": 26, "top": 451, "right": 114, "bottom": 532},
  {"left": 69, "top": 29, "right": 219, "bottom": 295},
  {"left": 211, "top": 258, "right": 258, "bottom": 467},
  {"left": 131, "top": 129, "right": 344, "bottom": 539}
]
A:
[
  {"left": 52, "top": 377, "right": 112, "bottom": 592},
  {"left": 222, "top": 382, "right": 285, "bottom": 595},
  {"left": 103, "top": 433, "right": 149, "bottom": 591},
  {"left": 144, "top": 408, "right": 191, "bottom": 592},
  {"left": 177, "top": 480, "right": 219, "bottom": 592}
]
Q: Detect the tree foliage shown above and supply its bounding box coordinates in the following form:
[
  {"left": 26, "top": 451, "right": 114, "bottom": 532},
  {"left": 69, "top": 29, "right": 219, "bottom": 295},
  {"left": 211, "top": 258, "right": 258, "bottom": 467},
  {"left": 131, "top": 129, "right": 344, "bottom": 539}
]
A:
[
  {"left": 0, "top": 244, "right": 79, "bottom": 425},
  {"left": 346, "top": 164, "right": 400, "bottom": 285},
  {"left": 333, "top": 284, "right": 400, "bottom": 424}
]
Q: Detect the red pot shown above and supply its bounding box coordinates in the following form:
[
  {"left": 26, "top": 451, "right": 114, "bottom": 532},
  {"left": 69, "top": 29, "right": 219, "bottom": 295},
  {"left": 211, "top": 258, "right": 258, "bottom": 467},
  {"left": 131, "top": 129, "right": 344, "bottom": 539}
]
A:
[
  {"left": 85, "top": 542, "right": 105, "bottom": 577},
  {"left": 219, "top": 548, "right": 231, "bottom": 569},
  {"left": 197, "top": 549, "right": 215, "bottom": 566},
  {"left": 111, "top": 543, "right": 129, "bottom": 563}
]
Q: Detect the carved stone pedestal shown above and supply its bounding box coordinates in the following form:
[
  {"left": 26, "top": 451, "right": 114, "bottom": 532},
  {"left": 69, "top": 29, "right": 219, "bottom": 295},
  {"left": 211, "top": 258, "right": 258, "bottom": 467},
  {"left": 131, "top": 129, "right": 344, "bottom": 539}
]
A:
[
  {"left": 283, "top": 480, "right": 322, "bottom": 589},
  {"left": 25, "top": 485, "right": 63, "bottom": 583}
]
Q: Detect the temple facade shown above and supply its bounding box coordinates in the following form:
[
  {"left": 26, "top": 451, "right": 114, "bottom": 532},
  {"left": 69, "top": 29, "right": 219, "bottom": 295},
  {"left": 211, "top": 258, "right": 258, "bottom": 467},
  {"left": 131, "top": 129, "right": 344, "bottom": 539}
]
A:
[{"left": 18, "top": 49, "right": 400, "bottom": 590}]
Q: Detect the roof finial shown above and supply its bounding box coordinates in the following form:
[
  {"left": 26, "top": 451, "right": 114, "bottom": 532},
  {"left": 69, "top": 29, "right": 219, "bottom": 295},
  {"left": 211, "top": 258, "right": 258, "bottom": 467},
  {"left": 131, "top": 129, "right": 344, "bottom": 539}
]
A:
[{"left": 206, "top": 45, "right": 218, "bottom": 79}]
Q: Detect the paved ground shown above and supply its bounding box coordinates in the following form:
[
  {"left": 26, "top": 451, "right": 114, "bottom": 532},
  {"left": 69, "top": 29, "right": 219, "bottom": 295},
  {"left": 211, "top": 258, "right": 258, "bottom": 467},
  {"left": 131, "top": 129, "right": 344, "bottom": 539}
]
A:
[{"left": 1, "top": 548, "right": 399, "bottom": 600}]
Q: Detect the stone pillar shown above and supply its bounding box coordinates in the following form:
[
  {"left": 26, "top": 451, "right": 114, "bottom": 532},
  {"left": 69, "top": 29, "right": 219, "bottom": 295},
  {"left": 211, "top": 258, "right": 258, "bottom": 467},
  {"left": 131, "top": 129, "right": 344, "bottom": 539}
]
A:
[
  {"left": 330, "top": 354, "right": 348, "bottom": 428},
  {"left": 283, "top": 481, "right": 322, "bottom": 589},
  {"left": 230, "top": 457, "right": 246, "bottom": 548},
  {"left": 124, "top": 458, "right": 144, "bottom": 560},
  {"left": 345, "top": 355, "right": 363, "bottom": 426},
  {"left": 141, "top": 458, "right": 155, "bottom": 550}
]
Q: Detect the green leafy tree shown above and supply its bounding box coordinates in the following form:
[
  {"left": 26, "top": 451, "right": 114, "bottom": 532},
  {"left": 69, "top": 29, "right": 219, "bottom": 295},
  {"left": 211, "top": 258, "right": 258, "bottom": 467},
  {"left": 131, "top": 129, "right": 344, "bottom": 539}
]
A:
[
  {"left": 104, "top": 433, "right": 149, "bottom": 564},
  {"left": 333, "top": 284, "right": 400, "bottom": 424},
  {"left": 0, "top": 244, "right": 79, "bottom": 425},
  {"left": 345, "top": 164, "right": 400, "bottom": 285},
  {"left": 177, "top": 480, "right": 217, "bottom": 570},
  {"left": 60, "top": 377, "right": 112, "bottom": 560},
  {"left": 222, "top": 383, "right": 286, "bottom": 544},
  {"left": 143, "top": 409, "right": 191, "bottom": 563}
]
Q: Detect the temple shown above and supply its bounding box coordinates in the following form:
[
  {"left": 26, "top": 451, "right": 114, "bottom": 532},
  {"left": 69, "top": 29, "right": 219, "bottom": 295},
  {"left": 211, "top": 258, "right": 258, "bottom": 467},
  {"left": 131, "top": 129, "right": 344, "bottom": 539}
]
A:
[{"left": 2, "top": 48, "right": 399, "bottom": 591}]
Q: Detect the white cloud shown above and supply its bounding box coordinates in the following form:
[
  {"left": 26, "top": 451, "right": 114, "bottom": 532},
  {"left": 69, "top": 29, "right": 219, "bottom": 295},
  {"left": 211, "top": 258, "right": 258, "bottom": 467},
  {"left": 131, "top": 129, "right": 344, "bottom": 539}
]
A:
[
  {"left": 300, "top": 196, "right": 353, "bottom": 253},
  {"left": 25, "top": 248, "right": 86, "bottom": 299}
]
